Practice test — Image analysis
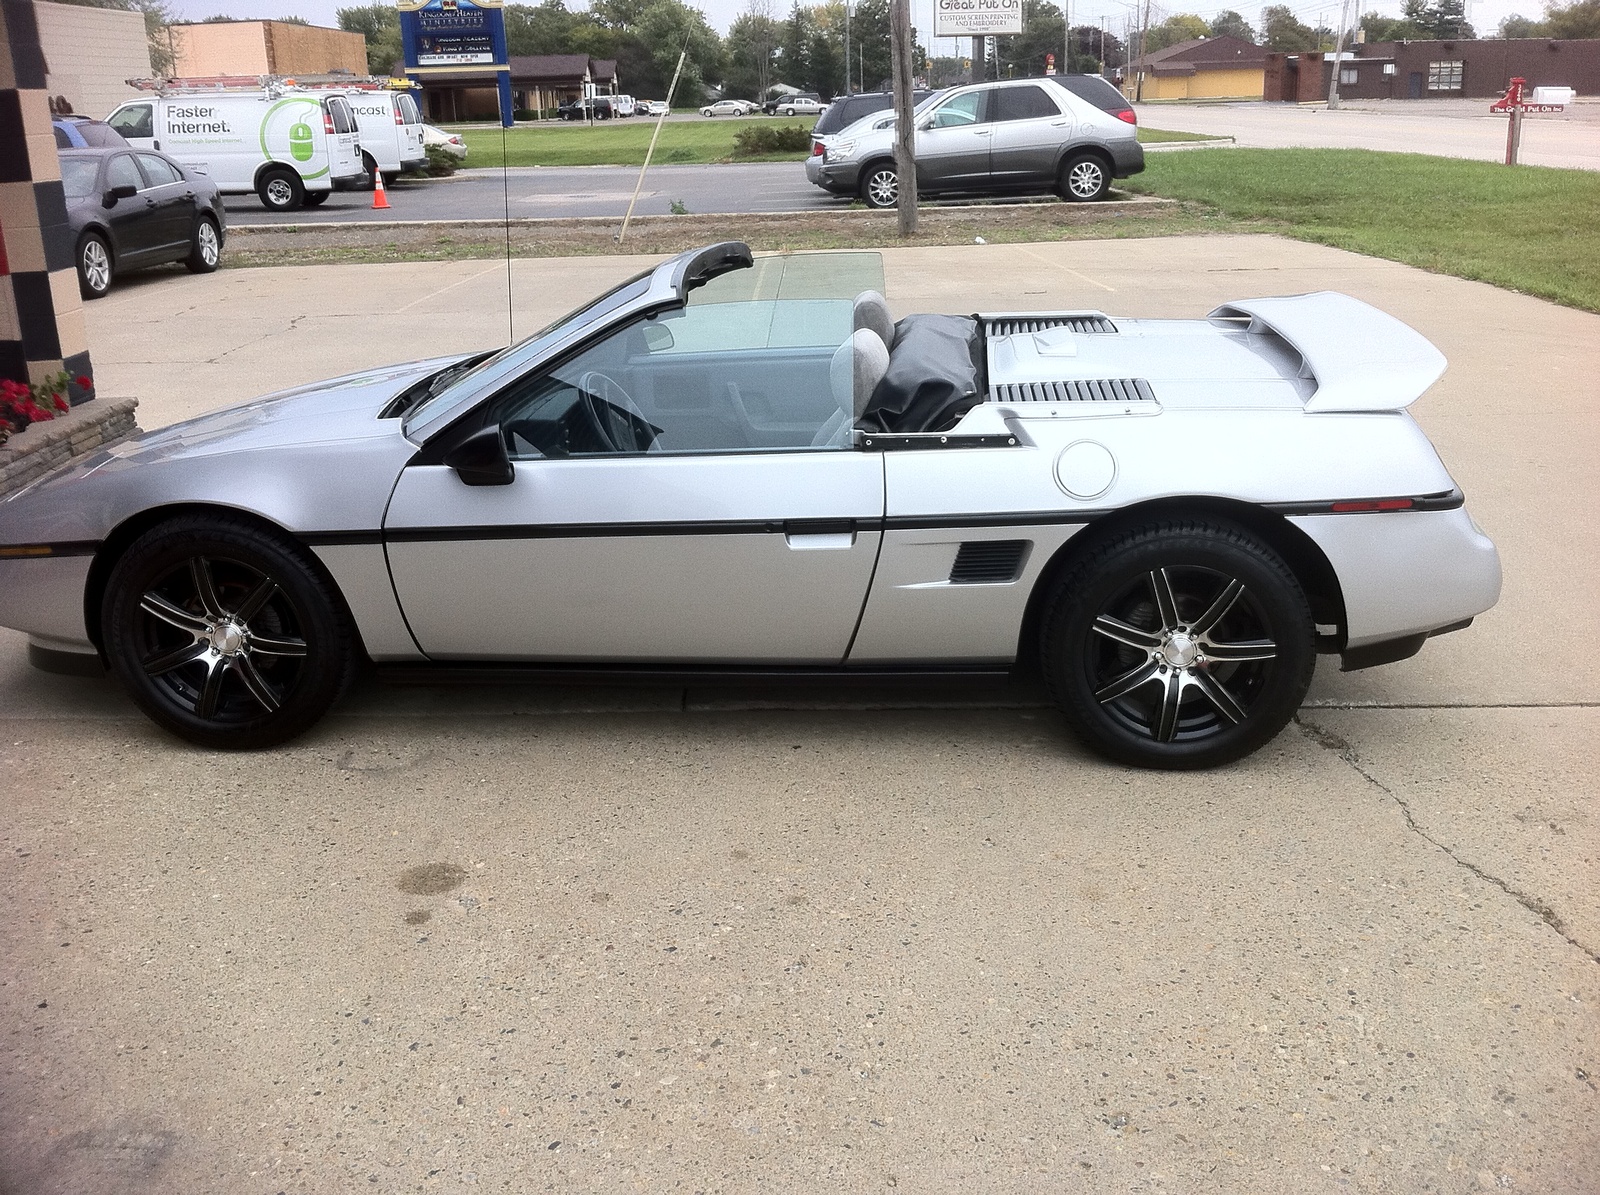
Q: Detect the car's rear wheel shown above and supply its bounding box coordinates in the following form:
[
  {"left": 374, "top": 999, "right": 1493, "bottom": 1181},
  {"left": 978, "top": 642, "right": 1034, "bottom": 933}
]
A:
[
  {"left": 302, "top": 191, "right": 329, "bottom": 206},
  {"left": 1042, "top": 521, "right": 1316, "bottom": 769},
  {"left": 257, "top": 168, "right": 304, "bottom": 212},
  {"left": 1059, "top": 152, "right": 1111, "bottom": 202},
  {"left": 185, "top": 215, "right": 221, "bottom": 273},
  {"left": 861, "top": 162, "right": 899, "bottom": 208},
  {"left": 103, "top": 516, "right": 355, "bottom": 749},
  {"left": 77, "top": 232, "right": 113, "bottom": 299}
]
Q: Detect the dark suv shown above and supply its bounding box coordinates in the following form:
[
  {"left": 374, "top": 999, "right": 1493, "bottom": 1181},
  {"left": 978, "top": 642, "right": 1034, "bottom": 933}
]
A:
[{"left": 809, "top": 89, "right": 935, "bottom": 147}]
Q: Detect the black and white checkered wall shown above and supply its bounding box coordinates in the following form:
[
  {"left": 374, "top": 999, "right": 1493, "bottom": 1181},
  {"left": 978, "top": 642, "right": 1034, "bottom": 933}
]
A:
[{"left": 1, "top": 0, "right": 95, "bottom": 403}]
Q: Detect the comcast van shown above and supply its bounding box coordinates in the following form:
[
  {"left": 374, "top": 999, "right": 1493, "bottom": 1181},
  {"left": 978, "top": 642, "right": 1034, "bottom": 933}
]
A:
[
  {"left": 106, "top": 90, "right": 365, "bottom": 211},
  {"left": 338, "top": 88, "right": 426, "bottom": 185}
]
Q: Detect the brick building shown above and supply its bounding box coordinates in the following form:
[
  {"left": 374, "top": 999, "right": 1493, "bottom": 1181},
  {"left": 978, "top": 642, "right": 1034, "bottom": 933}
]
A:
[
  {"left": 1265, "top": 37, "right": 1600, "bottom": 101},
  {"left": 170, "top": 19, "right": 367, "bottom": 79},
  {"left": 33, "top": 0, "right": 151, "bottom": 119}
]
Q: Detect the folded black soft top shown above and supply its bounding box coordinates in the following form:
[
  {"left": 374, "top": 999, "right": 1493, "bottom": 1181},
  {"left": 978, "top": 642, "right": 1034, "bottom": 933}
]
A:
[{"left": 859, "top": 314, "right": 986, "bottom": 434}]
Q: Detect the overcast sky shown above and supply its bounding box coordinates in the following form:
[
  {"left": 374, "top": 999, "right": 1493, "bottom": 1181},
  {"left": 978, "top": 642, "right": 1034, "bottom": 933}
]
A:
[{"left": 162, "top": 0, "right": 1539, "bottom": 57}]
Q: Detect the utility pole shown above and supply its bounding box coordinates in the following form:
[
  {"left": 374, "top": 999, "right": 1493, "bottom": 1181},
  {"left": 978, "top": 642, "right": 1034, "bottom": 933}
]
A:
[
  {"left": 1135, "top": 0, "right": 1151, "bottom": 101},
  {"left": 845, "top": 0, "right": 852, "bottom": 95},
  {"left": 1064, "top": 0, "right": 1072, "bottom": 76},
  {"left": 1326, "top": 0, "right": 1353, "bottom": 108},
  {"left": 890, "top": 0, "right": 917, "bottom": 236}
]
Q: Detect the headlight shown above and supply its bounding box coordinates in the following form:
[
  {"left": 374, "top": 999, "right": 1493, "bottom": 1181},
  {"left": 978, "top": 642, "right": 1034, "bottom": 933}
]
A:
[{"left": 828, "top": 140, "right": 856, "bottom": 161}]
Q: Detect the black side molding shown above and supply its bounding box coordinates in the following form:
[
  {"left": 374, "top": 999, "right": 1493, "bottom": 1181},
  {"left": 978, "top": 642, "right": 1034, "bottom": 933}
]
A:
[
  {"left": 29, "top": 642, "right": 106, "bottom": 677},
  {"left": 1340, "top": 618, "right": 1473, "bottom": 672}
]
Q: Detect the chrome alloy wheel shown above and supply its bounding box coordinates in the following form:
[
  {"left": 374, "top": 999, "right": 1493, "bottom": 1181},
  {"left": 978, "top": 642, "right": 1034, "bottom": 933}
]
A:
[
  {"left": 81, "top": 239, "right": 111, "bottom": 293},
  {"left": 264, "top": 177, "right": 295, "bottom": 208},
  {"left": 1087, "top": 567, "right": 1277, "bottom": 744},
  {"left": 137, "top": 555, "right": 308, "bottom": 722},
  {"left": 196, "top": 220, "right": 220, "bottom": 266},
  {"left": 1067, "top": 159, "right": 1106, "bottom": 200},
  {"left": 864, "top": 166, "right": 899, "bottom": 208}
]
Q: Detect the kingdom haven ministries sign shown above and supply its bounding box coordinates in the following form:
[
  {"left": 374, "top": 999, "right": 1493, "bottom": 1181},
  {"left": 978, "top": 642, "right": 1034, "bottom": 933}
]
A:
[{"left": 933, "top": 0, "right": 1024, "bottom": 37}]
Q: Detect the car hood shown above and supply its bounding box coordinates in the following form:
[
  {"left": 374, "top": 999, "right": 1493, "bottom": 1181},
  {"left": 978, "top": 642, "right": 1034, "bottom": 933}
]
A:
[{"left": 110, "top": 352, "right": 475, "bottom": 463}]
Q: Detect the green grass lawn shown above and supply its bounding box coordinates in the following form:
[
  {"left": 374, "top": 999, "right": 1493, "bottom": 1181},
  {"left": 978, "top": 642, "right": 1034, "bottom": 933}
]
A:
[
  {"left": 1123, "top": 148, "right": 1600, "bottom": 312},
  {"left": 462, "top": 119, "right": 1214, "bottom": 167},
  {"left": 1135, "top": 126, "right": 1221, "bottom": 143}
]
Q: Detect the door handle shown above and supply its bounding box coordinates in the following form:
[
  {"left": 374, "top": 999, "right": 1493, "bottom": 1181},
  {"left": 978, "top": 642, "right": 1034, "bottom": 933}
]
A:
[
  {"left": 975, "top": 128, "right": 992, "bottom": 136},
  {"left": 1051, "top": 120, "right": 1070, "bottom": 127},
  {"left": 145, "top": 198, "right": 157, "bottom": 207}
]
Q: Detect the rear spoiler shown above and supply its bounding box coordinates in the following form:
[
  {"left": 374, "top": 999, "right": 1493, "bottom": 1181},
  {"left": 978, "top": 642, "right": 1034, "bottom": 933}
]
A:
[{"left": 1209, "top": 293, "right": 1446, "bottom": 413}]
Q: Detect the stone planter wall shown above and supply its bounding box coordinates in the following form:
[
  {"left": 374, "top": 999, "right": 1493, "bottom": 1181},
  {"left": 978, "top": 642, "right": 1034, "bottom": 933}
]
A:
[{"left": 0, "top": 397, "right": 138, "bottom": 497}]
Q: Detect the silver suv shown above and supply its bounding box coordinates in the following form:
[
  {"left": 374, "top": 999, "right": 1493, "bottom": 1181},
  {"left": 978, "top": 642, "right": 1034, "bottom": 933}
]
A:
[{"left": 810, "top": 75, "right": 1143, "bottom": 206}]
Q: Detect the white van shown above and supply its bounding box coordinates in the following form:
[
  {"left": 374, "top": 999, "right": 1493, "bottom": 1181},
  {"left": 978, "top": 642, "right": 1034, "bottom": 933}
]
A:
[
  {"left": 612, "top": 94, "right": 636, "bottom": 117},
  {"left": 106, "top": 90, "right": 365, "bottom": 211},
  {"left": 338, "top": 88, "right": 426, "bottom": 185}
]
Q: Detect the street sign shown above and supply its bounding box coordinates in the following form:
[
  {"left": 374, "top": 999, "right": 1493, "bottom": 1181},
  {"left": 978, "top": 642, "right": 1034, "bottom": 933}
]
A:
[{"left": 933, "top": 0, "right": 1023, "bottom": 38}]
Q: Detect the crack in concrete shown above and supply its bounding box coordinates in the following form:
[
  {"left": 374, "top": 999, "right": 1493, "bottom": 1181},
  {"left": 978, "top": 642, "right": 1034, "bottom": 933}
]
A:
[
  {"left": 203, "top": 313, "right": 310, "bottom": 365},
  {"left": 1294, "top": 713, "right": 1600, "bottom": 967}
]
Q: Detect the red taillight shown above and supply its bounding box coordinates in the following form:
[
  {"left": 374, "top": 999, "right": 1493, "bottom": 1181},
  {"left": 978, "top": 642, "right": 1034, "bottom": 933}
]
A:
[
  {"left": 1331, "top": 499, "right": 1415, "bottom": 513},
  {"left": 394, "top": 107, "right": 404, "bottom": 125},
  {"left": 324, "top": 110, "right": 335, "bottom": 133},
  {"left": 1115, "top": 108, "right": 1137, "bottom": 125},
  {"left": 811, "top": 141, "right": 825, "bottom": 156}
]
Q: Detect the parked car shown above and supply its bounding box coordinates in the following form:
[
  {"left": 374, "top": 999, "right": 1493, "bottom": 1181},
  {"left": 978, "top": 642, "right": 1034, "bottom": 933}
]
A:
[
  {"left": 809, "top": 88, "right": 935, "bottom": 148},
  {"left": 105, "top": 89, "right": 365, "bottom": 211},
  {"left": 558, "top": 96, "right": 614, "bottom": 121},
  {"left": 811, "top": 76, "right": 1143, "bottom": 206},
  {"left": 770, "top": 92, "right": 827, "bottom": 116},
  {"left": 612, "top": 94, "right": 636, "bottom": 117},
  {"left": 639, "top": 99, "right": 671, "bottom": 117},
  {"left": 335, "top": 87, "right": 426, "bottom": 188},
  {"left": 52, "top": 116, "right": 128, "bottom": 148},
  {"left": 421, "top": 123, "right": 467, "bottom": 160},
  {"left": 0, "top": 242, "right": 1501, "bottom": 766},
  {"left": 805, "top": 100, "right": 936, "bottom": 188},
  {"left": 58, "top": 146, "right": 225, "bottom": 299},
  {"left": 700, "top": 99, "right": 757, "bottom": 117}
]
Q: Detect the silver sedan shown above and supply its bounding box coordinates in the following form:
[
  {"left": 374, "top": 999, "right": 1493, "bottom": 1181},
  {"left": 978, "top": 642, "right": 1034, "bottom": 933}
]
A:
[{"left": 0, "top": 243, "right": 1500, "bottom": 766}]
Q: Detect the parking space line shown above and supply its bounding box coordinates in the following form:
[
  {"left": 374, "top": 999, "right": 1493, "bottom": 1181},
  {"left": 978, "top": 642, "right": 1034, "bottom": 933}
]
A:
[
  {"left": 1017, "top": 246, "right": 1116, "bottom": 293},
  {"left": 396, "top": 262, "right": 508, "bottom": 314}
]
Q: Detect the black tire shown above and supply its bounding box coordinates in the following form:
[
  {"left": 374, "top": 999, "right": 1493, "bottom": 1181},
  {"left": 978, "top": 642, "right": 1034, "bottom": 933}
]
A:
[
  {"left": 185, "top": 215, "right": 221, "bottom": 273},
  {"left": 860, "top": 161, "right": 900, "bottom": 209},
  {"left": 77, "top": 231, "right": 113, "bottom": 299},
  {"left": 1059, "top": 152, "right": 1111, "bottom": 202},
  {"left": 102, "top": 515, "right": 356, "bottom": 750},
  {"left": 257, "top": 167, "right": 304, "bottom": 212},
  {"left": 301, "top": 191, "right": 329, "bottom": 206},
  {"left": 1041, "top": 520, "right": 1316, "bottom": 769},
  {"left": 360, "top": 152, "right": 378, "bottom": 190}
]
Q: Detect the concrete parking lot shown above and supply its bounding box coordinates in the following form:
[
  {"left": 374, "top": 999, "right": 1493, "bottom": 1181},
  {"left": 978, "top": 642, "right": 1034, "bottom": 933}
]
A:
[{"left": 2, "top": 237, "right": 1596, "bottom": 1193}]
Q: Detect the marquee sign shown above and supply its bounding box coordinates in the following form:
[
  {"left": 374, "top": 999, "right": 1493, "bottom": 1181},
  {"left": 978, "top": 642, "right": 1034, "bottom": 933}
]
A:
[
  {"left": 933, "top": 0, "right": 1024, "bottom": 37},
  {"left": 398, "top": 0, "right": 513, "bottom": 126}
]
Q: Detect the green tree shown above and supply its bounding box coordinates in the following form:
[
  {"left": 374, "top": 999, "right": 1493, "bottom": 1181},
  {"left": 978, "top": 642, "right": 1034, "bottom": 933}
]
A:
[
  {"left": 1544, "top": 0, "right": 1600, "bottom": 37},
  {"left": 1401, "top": 0, "right": 1476, "bottom": 37},
  {"left": 1497, "top": 13, "right": 1548, "bottom": 35},
  {"left": 337, "top": 3, "right": 403, "bottom": 75},
  {"left": 724, "top": 8, "right": 782, "bottom": 99},
  {"left": 1210, "top": 10, "right": 1256, "bottom": 42},
  {"left": 1260, "top": 4, "right": 1317, "bottom": 49},
  {"left": 1359, "top": 9, "right": 1430, "bottom": 40},
  {"left": 1145, "top": 13, "right": 1210, "bottom": 53},
  {"left": 503, "top": 1, "right": 588, "bottom": 56}
]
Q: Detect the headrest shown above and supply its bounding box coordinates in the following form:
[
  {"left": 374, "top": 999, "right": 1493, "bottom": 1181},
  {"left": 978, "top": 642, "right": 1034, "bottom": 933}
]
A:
[
  {"left": 852, "top": 290, "right": 896, "bottom": 348},
  {"left": 830, "top": 328, "right": 890, "bottom": 416}
]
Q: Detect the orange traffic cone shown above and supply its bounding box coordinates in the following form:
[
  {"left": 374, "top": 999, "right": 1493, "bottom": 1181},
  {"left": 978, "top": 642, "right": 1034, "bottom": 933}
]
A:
[{"left": 372, "top": 171, "right": 391, "bottom": 210}]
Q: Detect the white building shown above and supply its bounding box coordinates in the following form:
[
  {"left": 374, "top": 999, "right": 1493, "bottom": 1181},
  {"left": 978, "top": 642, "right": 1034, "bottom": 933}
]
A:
[{"left": 34, "top": 0, "right": 153, "bottom": 120}]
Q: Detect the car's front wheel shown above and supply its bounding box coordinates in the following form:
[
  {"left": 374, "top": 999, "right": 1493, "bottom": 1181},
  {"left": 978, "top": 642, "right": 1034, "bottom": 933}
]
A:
[
  {"left": 77, "top": 232, "right": 113, "bottom": 299},
  {"left": 861, "top": 162, "right": 900, "bottom": 208},
  {"left": 1042, "top": 520, "right": 1316, "bottom": 769},
  {"left": 1059, "top": 152, "right": 1111, "bottom": 202},
  {"left": 185, "top": 215, "right": 221, "bottom": 273},
  {"left": 102, "top": 516, "right": 356, "bottom": 749}
]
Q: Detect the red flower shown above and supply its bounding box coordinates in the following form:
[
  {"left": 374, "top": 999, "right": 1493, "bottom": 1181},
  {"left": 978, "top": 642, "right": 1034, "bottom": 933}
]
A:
[
  {"left": 75, "top": 375, "right": 92, "bottom": 389},
  {"left": 54, "top": 395, "right": 70, "bottom": 412}
]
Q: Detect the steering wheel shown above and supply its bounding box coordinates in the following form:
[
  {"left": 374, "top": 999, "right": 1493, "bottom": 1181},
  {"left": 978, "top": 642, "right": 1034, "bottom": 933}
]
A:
[{"left": 577, "top": 370, "right": 656, "bottom": 453}]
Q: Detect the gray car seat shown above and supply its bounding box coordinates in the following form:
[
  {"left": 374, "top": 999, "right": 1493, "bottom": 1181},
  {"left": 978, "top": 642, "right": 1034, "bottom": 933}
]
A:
[
  {"left": 812, "top": 328, "right": 890, "bottom": 447},
  {"left": 853, "top": 290, "right": 896, "bottom": 347}
]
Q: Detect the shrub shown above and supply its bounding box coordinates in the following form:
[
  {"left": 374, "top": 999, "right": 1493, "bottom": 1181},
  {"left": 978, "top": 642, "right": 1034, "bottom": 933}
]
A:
[
  {"left": 405, "top": 144, "right": 459, "bottom": 178},
  {"left": 732, "top": 124, "right": 812, "bottom": 158}
]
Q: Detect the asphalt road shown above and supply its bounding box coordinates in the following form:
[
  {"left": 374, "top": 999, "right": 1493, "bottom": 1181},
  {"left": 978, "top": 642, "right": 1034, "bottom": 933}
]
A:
[
  {"left": 225, "top": 162, "right": 841, "bottom": 225},
  {"left": 3, "top": 237, "right": 1596, "bottom": 1192}
]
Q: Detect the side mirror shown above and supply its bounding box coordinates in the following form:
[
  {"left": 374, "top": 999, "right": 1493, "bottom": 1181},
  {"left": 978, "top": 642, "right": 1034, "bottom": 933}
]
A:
[
  {"left": 103, "top": 183, "right": 138, "bottom": 207},
  {"left": 642, "top": 323, "right": 674, "bottom": 352},
  {"left": 443, "top": 424, "right": 514, "bottom": 486}
]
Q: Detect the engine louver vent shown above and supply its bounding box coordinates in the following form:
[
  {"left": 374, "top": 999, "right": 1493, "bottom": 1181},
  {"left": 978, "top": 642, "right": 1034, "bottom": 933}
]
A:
[
  {"left": 991, "top": 377, "right": 1157, "bottom": 404},
  {"left": 949, "top": 540, "right": 1030, "bottom": 585},
  {"left": 986, "top": 315, "right": 1117, "bottom": 336}
]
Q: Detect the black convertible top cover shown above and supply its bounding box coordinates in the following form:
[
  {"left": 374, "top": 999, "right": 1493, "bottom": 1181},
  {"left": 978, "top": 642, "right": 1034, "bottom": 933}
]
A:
[{"left": 860, "top": 314, "right": 984, "bottom": 434}]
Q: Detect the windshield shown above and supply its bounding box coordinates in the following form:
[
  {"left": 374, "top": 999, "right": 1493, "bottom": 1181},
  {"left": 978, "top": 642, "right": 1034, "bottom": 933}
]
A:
[
  {"left": 404, "top": 267, "right": 656, "bottom": 432},
  {"left": 60, "top": 158, "right": 101, "bottom": 199}
]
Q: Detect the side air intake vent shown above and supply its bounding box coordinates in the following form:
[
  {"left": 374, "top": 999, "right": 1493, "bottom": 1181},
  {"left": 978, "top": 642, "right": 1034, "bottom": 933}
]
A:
[
  {"left": 986, "top": 315, "right": 1117, "bottom": 336},
  {"left": 991, "top": 378, "right": 1157, "bottom": 404},
  {"left": 950, "top": 540, "right": 1030, "bottom": 584}
]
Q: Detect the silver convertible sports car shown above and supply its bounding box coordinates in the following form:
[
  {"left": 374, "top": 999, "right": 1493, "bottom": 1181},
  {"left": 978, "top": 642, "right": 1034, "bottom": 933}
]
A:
[{"left": 0, "top": 243, "right": 1501, "bottom": 768}]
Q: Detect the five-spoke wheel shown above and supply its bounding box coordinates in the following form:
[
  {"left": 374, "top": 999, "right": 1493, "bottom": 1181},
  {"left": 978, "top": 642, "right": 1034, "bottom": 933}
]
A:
[
  {"left": 103, "top": 517, "right": 354, "bottom": 748},
  {"left": 1043, "top": 521, "right": 1316, "bottom": 768}
]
